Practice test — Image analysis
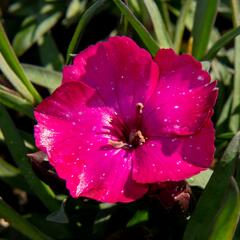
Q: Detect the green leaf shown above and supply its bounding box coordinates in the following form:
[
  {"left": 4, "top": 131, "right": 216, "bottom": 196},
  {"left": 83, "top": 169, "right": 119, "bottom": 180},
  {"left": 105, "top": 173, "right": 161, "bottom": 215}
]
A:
[
  {"left": 0, "top": 53, "right": 34, "bottom": 102},
  {"left": 207, "top": 177, "right": 240, "bottom": 240},
  {"left": 0, "top": 22, "right": 41, "bottom": 103},
  {"left": 0, "top": 105, "right": 60, "bottom": 212},
  {"left": 187, "top": 169, "right": 213, "bottom": 189},
  {"left": 0, "top": 85, "right": 34, "bottom": 118},
  {"left": 192, "top": 0, "right": 219, "bottom": 59},
  {"left": 157, "top": 1, "right": 173, "bottom": 37},
  {"left": 230, "top": 0, "right": 240, "bottom": 132},
  {"left": 216, "top": 93, "right": 232, "bottom": 129},
  {"left": 0, "top": 198, "right": 53, "bottom": 240},
  {"left": 13, "top": 11, "right": 61, "bottom": 56},
  {"left": 143, "top": 0, "right": 172, "bottom": 48},
  {"left": 0, "top": 157, "right": 31, "bottom": 192},
  {"left": 38, "top": 32, "right": 64, "bottom": 71},
  {"left": 29, "top": 213, "right": 72, "bottom": 239},
  {"left": 63, "top": 0, "right": 87, "bottom": 26},
  {"left": 0, "top": 157, "right": 20, "bottom": 177},
  {"left": 174, "top": 0, "right": 192, "bottom": 53},
  {"left": 203, "top": 26, "right": 240, "bottom": 60},
  {"left": 66, "top": 0, "right": 108, "bottom": 64},
  {"left": 183, "top": 132, "right": 240, "bottom": 240},
  {"left": 113, "top": 0, "right": 159, "bottom": 56},
  {"left": 127, "top": 210, "right": 148, "bottom": 227},
  {"left": 46, "top": 201, "right": 69, "bottom": 224},
  {"left": 22, "top": 64, "right": 61, "bottom": 92}
]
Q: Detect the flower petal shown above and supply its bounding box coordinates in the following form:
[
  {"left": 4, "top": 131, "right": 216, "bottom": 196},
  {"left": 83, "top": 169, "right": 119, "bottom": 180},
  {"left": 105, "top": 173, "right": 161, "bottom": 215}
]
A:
[
  {"left": 63, "top": 36, "right": 158, "bottom": 126},
  {"left": 154, "top": 49, "right": 210, "bottom": 88},
  {"left": 34, "top": 82, "right": 147, "bottom": 203},
  {"left": 132, "top": 120, "right": 215, "bottom": 183},
  {"left": 143, "top": 49, "right": 217, "bottom": 136}
]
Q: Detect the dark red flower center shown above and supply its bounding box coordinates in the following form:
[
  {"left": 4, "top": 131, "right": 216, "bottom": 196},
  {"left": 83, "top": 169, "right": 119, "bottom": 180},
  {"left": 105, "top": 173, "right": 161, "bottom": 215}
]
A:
[{"left": 108, "top": 102, "right": 146, "bottom": 149}]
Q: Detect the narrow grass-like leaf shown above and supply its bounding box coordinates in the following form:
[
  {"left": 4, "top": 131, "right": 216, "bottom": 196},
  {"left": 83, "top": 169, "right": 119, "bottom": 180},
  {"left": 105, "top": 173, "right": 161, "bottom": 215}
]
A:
[
  {"left": 0, "top": 198, "right": 52, "bottom": 240},
  {"left": 113, "top": 0, "right": 159, "bottom": 56},
  {"left": 13, "top": 12, "right": 61, "bottom": 56},
  {"left": 0, "top": 23, "right": 41, "bottom": 103},
  {"left": 38, "top": 32, "right": 64, "bottom": 71},
  {"left": 22, "top": 64, "right": 61, "bottom": 92},
  {"left": 0, "top": 105, "right": 60, "bottom": 212},
  {"left": 230, "top": 0, "right": 240, "bottom": 132},
  {"left": 127, "top": 210, "right": 148, "bottom": 227},
  {"left": 143, "top": 0, "right": 172, "bottom": 48},
  {"left": 157, "top": 1, "right": 173, "bottom": 37},
  {"left": 0, "top": 85, "right": 34, "bottom": 118},
  {"left": 183, "top": 132, "right": 240, "bottom": 240},
  {"left": 207, "top": 177, "right": 240, "bottom": 240},
  {"left": 216, "top": 93, "right": 232, "bottom": 130},
  {"left": 63, "top": 0, "right": 87, "bottom": 26},
  {"left": 187, "top": 169, "right": 213, "bottom": 189},
  {"left": 0, "top": 53, "right": 34, "bottom": 102},
  {"left": 174, "top": 0, "right": 192, "bottom": 53},
  {"left": 66, "top": 0, "right": 107, "bottom": 64},
  {"left": 203, "top": 26, "right": 240, "bottom": 60},
  {"left": 192, "top": 0, "right": 219, "bottom": 59},
  {"left": 0, "top": 157, "right": 20, "bottom": 177},
  {"left": 0, "top": 157, "right": 31, "bottom": 192}
]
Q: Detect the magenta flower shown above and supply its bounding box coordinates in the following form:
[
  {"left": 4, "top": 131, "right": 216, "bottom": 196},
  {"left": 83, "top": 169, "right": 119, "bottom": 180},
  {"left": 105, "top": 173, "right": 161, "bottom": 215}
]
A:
[{"left": 34, "top": 36, "right": 217, "bottom": 203}]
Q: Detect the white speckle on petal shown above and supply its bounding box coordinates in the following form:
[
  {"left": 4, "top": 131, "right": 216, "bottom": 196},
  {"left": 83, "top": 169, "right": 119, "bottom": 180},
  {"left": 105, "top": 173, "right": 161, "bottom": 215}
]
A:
[{"left": 174, "top": 105, "right": 179, "bottom": 109}]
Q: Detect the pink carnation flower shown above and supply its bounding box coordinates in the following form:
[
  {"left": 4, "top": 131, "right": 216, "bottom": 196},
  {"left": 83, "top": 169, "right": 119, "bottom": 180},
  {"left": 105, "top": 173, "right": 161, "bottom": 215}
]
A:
[{"left": 34, "top": 36, "right": 217, "bottom": 203}]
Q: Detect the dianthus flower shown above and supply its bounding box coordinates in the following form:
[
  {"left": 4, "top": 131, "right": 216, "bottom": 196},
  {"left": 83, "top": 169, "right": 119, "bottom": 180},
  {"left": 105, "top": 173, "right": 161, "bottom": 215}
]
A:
[{"left": 34, "top": 36, "right": 217, "bottom": 203}]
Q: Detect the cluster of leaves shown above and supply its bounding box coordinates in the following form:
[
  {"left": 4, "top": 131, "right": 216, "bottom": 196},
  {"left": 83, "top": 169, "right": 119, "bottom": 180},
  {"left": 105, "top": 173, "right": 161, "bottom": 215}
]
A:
[{"left": 0, "top": 0, "right": 240, "bottom": 239}]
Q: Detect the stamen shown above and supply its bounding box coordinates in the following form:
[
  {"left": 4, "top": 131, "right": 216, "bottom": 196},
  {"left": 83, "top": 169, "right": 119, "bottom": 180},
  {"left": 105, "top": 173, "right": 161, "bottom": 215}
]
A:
[
  {"left": 129, "top": 129, "right": 146, "bottom": 147},
  {"left": 109, "top": 139, "right": 129, "bottom": 149},
  {"left": 136, "top": 102, "right": 144, "bottom": 114}
]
